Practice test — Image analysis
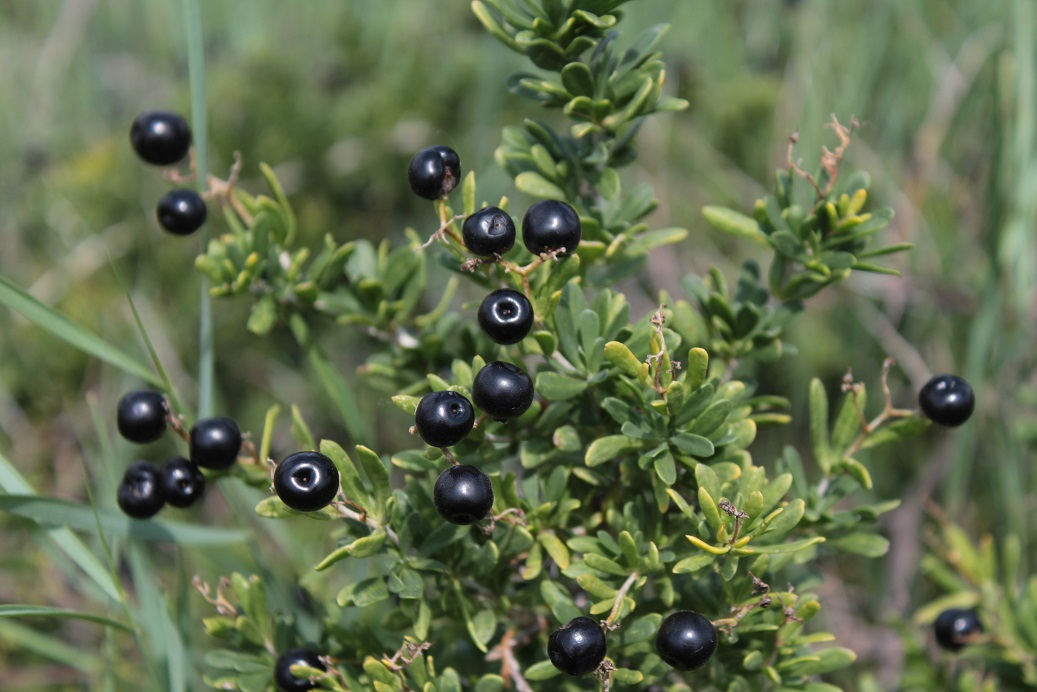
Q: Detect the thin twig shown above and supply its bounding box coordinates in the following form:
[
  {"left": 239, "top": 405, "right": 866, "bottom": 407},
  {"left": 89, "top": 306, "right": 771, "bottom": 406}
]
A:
[{"left": 605, "top": 573, "right": 639, "bottom": 627}]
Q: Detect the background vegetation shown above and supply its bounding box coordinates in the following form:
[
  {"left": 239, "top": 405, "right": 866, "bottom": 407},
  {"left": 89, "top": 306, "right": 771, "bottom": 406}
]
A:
[{"left": 0, "top": 0, "right": 1031, "bottom": 689}]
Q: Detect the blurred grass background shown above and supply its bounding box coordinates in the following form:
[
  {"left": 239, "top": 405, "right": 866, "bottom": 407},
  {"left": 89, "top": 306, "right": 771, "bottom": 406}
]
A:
[{"left": 0, "top": 0, "right": 1032, "bottom": 689}]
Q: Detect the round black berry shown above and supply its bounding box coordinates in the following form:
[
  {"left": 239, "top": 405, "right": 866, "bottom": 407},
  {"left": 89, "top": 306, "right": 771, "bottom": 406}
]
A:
[
  {"left": 548, "top": 616, "right": 607, "bottom": 676},
  {"left": 157, "top": 189, "right": 207, "bottom": 236},
  {"left": 934, "top": 608, "right": 982, "bottom": 651},
  {"left": 918, "top": 374, "right": 975, "bottom": 427},
  {"left": 462, "top": 206, "right": 516, "bottom": 256},
  {"left": 117, "top": 461, "right": 165, "bottom": 519},
  {"left": 274, "top": 451, "right": 340, "bottom": 512},
  {"left": 656, "top": 610, "right": 718, "bottom": 671},
  {"left": 189, "top": 417, "right": 242, "bottom": 470},
  {"left": 472, "top": 361, "right": 535, "bottom": 421},
  {"left": 478, "top": 289, "right": 533, "bottom": 345},
  {"left": 521, "top": 200, "right": 581, "bottom": 256},
  {"left": 129, "top": 111, "right": 192, "bottom": 166},
  {"left": 407, "top": 145, "right": 461, "bottom": 200},
  {"left": 415, "top": 391, "right": 475, "bottom": 448},
  {"left": 274, "top": 647, "right": 326, "bottom": 692},
  {"left": 116, "top": 390, "right": 167, "bottom": 444},
  {"left": 159, "top": 456, "right": 205, "bottom": 508},
  {"left": 433, "top": 464, "right": 494, "bottom": 525}
]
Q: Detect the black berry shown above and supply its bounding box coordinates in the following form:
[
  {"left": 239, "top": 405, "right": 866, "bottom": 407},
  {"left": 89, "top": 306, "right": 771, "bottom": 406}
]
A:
[
  {"left": 274, "top": 647, "right": 326, "bottom": 692},
  {"left": 407, "top": 145, "right": 461, "bottom": 200},
  {"left": 129, "top": 110, "right": 192, "bottom": 166},
  {"left": 462, "top": 206, "right": 515, "bottom": 256},
  {"left": 189, "top": 417, "right": 242, "bottom": 470},
  {"left": 472, "top": 361, "right": 535, "bottom": 421},
  {"left": 918, "top": 374, "right": 975, "bottom": 427},
  {"left": 159, "top": 456, "right": 206, "bottom": 508},
  {"left": 478, "top": 289, "right": 533, "bottom": 345},
  {"left": 934, "top": 608, "right": 982, "bottom": 651},
  {"left": 117, "top": 461, "right": 165, "bottom": 519},
  {"left": 116, "top": 390, "right": 167, "bottom": 444},
  {"left": 415, "top": 391, "right": 475, "bottom": 448},
  {"left": 547, "top": 616, "right": 607, "bottom": 676},
  {"left": 656, "top": 610, "right": 718, "bottom": 671},
  {"left": 274, "top": 451, "right": 340, "bottom": 512},
  {"left": 157, "top": 189, "right": 207, "bottom": 236},
  {"left": 521, "top": 200, "right": 581, "bottom": 256},
  {"left": 433, "top": 464, "right": 494, "bottom": 525}
]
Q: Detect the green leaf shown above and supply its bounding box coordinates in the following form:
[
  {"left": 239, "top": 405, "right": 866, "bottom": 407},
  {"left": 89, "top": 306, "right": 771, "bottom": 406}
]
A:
[
  {"left": 654, "top": 452, "right": 676, "bottom": 486},
  {"left": 289, "top": 404, "right": 315, "bottom": 450},
  {"left": 391, "top": 395, "right": 421, "bottom": 415},
  {"left": 0, "top": 274, "right": 160, "bottom": 385},
  {"left": 524, "top": 660, "right": 560, "bottom": 681},
  {"left": 338, "top": 577, "right": 389, "bottom": 607},
  {"left": 254, "top": 496, "right": 337, "bottom": 520},
  {"left": 702, "top": 206, "right": 765, "bottom": 243},
  {"left": 320, "top": 439, "right": 370, "bottom": 511},
  {"left": 809, "top": 378, "right": 833, "bottom": 472},
  {"left": 585, "top": 435, "right": 641, "bottom": 467},
  {"left": 246, "top": 295, "right": 277, "bottom": 335},
  {"left": 673, "top": 554, "right": 713, "bottom": 573},
  {"left": 0, "top": 495, "right": 247, "bottom": 545},
  {"left": 611, "top": 669, "right": 644, "bottom": 684},
  {"left": 535, "top": 371, "right": 588, "bottom": 400},
  {"left": 462, "top": 170, "right": 477, "bottom": 217},
  {"left": 828, "top": 532, "right": 889, "bottom": 557},
  {"left": 515, "top": 171, "right": 565, "bottom": 199},
  {"left": 540, "top": 532, "right": 571, "bottom": 569},
  {"left": 778, "top": 646, "right": 856, "bottom": 675},
  {"left": 604, "top": 341, "right": 648, "bottom": 381},
  {"left": 698, "top": 486, "right": 723, "bottom": 534},
  {"left": 314, "top": 530, "right": 387, "bottom": 570},
  {"left": 560, "top": 61, "right": 594, "bottom": 96},
  {"left": 540, "top": 580, "right": 581, "bottom": 624},
  {"left": 858, "top": 417, "right": 931, "bottom": 451},
  {"left": 469, "top": 609, "right": 497, "bottom": 649},
  {"left": 670, "top": 432, "right": 714, "bottom": 457},
  {"left": 737, "top": 536, "right": 824, "bottom": 555},
  {"left": 584, "top": 553, "right": 628, "bottom": 577},
  {"left": 837, "top": 457, "right": 873, "bottom": 490},
  {"left": 0, "top": 605, "right": 131, "bottom": 632},
  {"left": 355, "top": 445, "right": 391, "bottom": 520}
]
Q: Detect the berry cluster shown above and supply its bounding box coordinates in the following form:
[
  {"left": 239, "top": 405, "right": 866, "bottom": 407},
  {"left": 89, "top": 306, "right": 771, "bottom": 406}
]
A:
[
  {"left": 408, "top": 146, "right": 561, "bottom": 526},
  {"left": 130, "top": 110, "right": 207, "bottom": 236},
  {"left": 115, "top": 389, "right": 242, "bottom": 519},
  {"left": 409, "top": 147, "right": 720, "bottom": 678}
]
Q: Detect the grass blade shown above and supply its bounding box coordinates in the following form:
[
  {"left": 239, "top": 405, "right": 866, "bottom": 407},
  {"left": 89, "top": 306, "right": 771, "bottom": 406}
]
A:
[
  {"left": 0, "top": 274, "right": 160, "bottom": 386},
  {"left": 0, "top": 451, "right": 121, "bottom": 601},
  {"left": 0, "top": 605, "right": 131, "bottom": 632},
  {"left": 0, "top": 495, "right": 248, "bottom": 545}
]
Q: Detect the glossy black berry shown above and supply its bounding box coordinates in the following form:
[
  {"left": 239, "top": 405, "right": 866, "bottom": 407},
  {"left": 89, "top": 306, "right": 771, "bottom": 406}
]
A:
[
  {"left": 478, "top": 289, "right": 534, "bottom": 345},
  {"left": 472, "top": 361, "right": 534, "bottom": 421},
  {"left": 129, "top": 111, "right": 192, "bottom": 166},
  {"left": 117, "top": 461, "right": 165, "bottom": 519},
  {"left": 157, "top": 189, "right": 207, "bottom": 236},
  {"left": 462, "top": 206, "right": 515, "bottom": 256},
  {"left": 918, "top": 374, "right": 975, "bottom": 427},
  {"left": 116, "top": 390, "right": 167, "bottom": 444},
  {"left": 189, "top": 417, "right": 242, "bottom": 470},
  {"left": 274, "top": 451, "right": 340, "bottom": 512},
  {"left": 521, "top": 200, "right": 581, "bottom": 256},
  {"left": 934, "top": 608, "right": 982, "bottom": 651},
  {"left": 415, "top": 391, "right": 475, "bottom": 448},
  {"left": 159, "top": 456, "right": 205, "bottom": 508},
  {"left": 433, "top": 464, "right": 494, "bottom": 525},
  {"left": 548, "top": 616, "right": 607, "bottom": 676},
  {"left": 407, "top": 145, "right": 461, "bottom": 200},
  {"left": 656, "top": 610, "right": 718, "bottom": 671},
  {"left": 274, "top": 647, "right": 326, "bottom": 692}
]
